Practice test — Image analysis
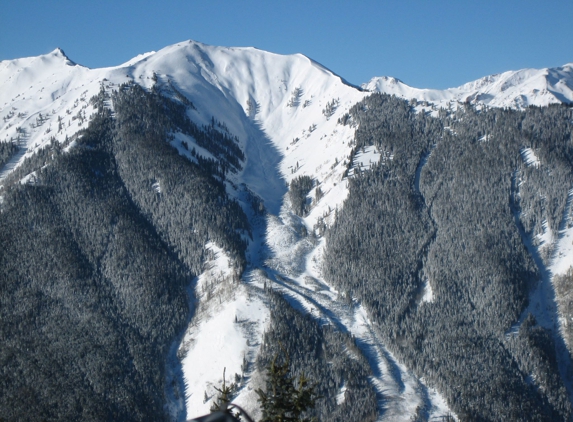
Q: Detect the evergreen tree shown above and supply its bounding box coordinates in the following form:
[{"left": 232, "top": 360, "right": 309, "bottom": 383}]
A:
[
  {"left": 256, "top": 349, "right": 318, "bottom": 422},
  {"left": 211, "top": 368, "right": 241, "bottom": 420}
]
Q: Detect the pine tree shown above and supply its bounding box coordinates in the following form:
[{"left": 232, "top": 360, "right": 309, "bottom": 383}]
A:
[
  {"left": 256, "top": 350, "right": 318, "bottom": 422},
  {"left": 210, "top": 368, "right": 241, "bottom": 420}
]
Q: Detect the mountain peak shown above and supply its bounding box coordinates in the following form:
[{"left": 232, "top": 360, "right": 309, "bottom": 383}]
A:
[
  {"left": 47, "top": 47, "right": 76, "bottom": 66},
  {"left": 365, "top": 63, "right": 573, "bottom": 109}
]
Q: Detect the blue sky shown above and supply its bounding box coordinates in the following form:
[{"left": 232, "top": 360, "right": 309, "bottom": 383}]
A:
[{"left": 1, "top": 0, "right": 571, "bottom": 89}]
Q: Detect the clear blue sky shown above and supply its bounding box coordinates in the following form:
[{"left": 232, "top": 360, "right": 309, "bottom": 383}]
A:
[{"left": 1, "top": 0, "right": 572, "bottom": 89}]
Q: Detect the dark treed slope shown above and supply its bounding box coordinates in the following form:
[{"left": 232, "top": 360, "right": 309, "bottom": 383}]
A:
[
  {"left": 0, "top": 140, "right": 18, "bottom": 168},
  {"left": 111, "top": 83, "right": 249, "bottom": 275},
  {"left": 288, "top": 175, "right": 314, "bottom": 217},
  {"left": 325, "top": 94, "right": 573, "bottom": 421},
  {"left": 0, "top": 83, "right": 249, "bottom": 421}
]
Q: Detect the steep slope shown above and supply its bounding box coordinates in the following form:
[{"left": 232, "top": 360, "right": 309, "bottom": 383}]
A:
[
  {"left": 2, "top": 41, "right": 573, "bottom": 421},
  {"left": 324, "top": 94, "right": 573, "bottom": 420},
  {"left": 0, "top": 41, "right": 365, "bottom": 212},
  {"left": 364, "top": 63, "right": 573, "bottom": 109}
]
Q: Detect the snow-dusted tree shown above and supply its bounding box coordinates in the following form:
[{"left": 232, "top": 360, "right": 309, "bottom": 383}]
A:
[
  {"left": 210, "top": 368, "right": 241, "bottom": 420},
  {"left": 256, "top": 349, "right": 318, "bottom": 422}
]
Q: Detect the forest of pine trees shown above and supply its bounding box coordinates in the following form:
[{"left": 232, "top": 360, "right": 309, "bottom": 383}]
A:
[
  {"left": 325, "top": 94, "right": 573, "bottom": 420},
  {"left": 0, "top": 82, "right": 248, "bottom": 421}
]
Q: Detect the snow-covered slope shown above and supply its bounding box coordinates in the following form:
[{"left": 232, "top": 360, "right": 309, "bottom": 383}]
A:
[
  {"left": 0, "top": 41, "right": 365, "bottom": 209},
  {"left": 124, "top": 40, "right": 366, "bottom": 213},
  {"left": 2, "top": 43, "right": 571, "bottom": 186},
  {"left": 6, "top": 40, "right": 573, "bottom": 421},
  {"left": 364, "top": 63, "right": 573, "bottom": 109},
  {"left": 0, "top": 48, "right": 107, "bottom": 180}
]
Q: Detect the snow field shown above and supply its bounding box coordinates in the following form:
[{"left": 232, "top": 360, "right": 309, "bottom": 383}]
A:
[
  {"left": 346, "top": 145, "right": 381, "bottom": 177},
  {"left": 520, "top": 147, "right": 541, "bottom": 168},
  {"left": 178, "top": 243, "right": 270, "bottom": 419},
  {"left": 550, "top": 188, "right": 573, "bottom": 277}
]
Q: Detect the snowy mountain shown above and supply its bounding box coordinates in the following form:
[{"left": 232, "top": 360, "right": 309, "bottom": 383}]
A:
[
  {"left": 2, "top": 43, "right": 572, "bottom": 183},
  {"left": 0, "top": 42, "right": 367, "bottom": 212},
  {"left": 2, "top": 41, "right": 573, "bottom": 422},
  {"left": 364, "top": 63, "right": 573, "bottom": 109},
  {"left": 0, "top": 41, "right": 437, "bottom": 421}
]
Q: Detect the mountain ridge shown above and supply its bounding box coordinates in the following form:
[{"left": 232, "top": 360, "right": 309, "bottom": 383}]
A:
[{"left": 364, "top": 62, "right": 573, "bottom": 109}]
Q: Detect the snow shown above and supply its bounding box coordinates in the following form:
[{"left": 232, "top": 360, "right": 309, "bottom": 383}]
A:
[
  {"left": 0, "top": 40, "right": 458, "bottom": 421},
  {"left": 550, "top": 188, "right": 573, "bottom": 277},
  {"left": 0, "top": 48, "right": 109, "bottom": 177},
  {"left": 151, "top": 181, "right": 161, "bottom": 193},
  {"left": 178, "top": 243, "right": 270, "bottom": 419},
  {"left": 171, "top": 132, "right": 217, "bottom": 165},
  {"left": 19, "top": 171, "right": 37, "bottom": 185},
  {"left": 2, "top": 42, "right": 571, "bottom": 188},
  {"left": 364, "top": 63, "right": 573, "bottom": 110},
  {"left": 118, "top": 51, "right": 156, "bottom": 67},
  {"left": 509, "top": 172, "right": 573, "bottom": 403},
  {"left": 245, "top": 189, "right": 456, "bottom": 421},
  {"left": 536, "top": 219, "right": 554, "bottom": 251},
  {"left": 336, "top": 383, "right": 347, "bottom": 405},
  {"left": 347, "top": 145, "right": 381, "bottom": 177},
  {"left": 421, "top": 280, "right": 434, "bottom": 304},
  {"left": 521, "top": 147, "right": 540, "bottom": 168}
]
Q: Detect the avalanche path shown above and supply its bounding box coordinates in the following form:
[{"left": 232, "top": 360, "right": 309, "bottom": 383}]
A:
[
  {"left": 509, "top": 170, "right": 573, "bottom": 404},
  {"left": 244, "top": 195, "right": 453, "bottom": 421}
]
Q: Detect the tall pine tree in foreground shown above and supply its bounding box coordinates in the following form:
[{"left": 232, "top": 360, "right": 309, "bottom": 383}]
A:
[
  {"left": 210, "top": 368, "right": 241, "bottom": 420},
  {"left": 255, "top": 350, "right": 318, "bottom": 422}
]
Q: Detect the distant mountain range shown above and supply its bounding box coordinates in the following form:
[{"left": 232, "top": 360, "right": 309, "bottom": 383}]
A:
[{"left": 364, "top": 63, "right": 573, "bottom": 109}]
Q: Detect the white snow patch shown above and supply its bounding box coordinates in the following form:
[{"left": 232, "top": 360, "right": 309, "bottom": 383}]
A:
[
  {"left": 425, "top": 384, "right": 457, "bottom": 421},
  {"left": 354, "top": 145, "right": 380, "bottom": 168},
  {"left": 347, "top": 145, "right": 381, "bottom": 177},
  {"left": 421, "top": 280, "right": 434, "bottom": 303},
  {"left": 179, "top": 243, "right": 270, "bottom": 418},
  {"left": 521, "top": 147, "right": 540, "bottom": 168},
  {"left": 152, "top": 180, "right": 161, "bottom": 194},
  {"left": 550, "top": 189, "right": 573, "bottom": 277},
  {"left": 536, "top": 219, "right": 554, "bottom": 250},
  {"left": 19, "top": 171, "right": 37, "bottom": 185},
  {"left": 171, "top": 132, "right": 217, "bottom": 164},
  {"left": 336, "top": 383, "right": 347, "bottom": 405},
  {"left": 478, "top": 134, "right": 492, "bottom": 142}
]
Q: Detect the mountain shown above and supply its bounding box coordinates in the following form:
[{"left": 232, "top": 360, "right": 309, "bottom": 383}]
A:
[
  {"left": 1, "top": 41, "right": 573, "bottom": 422},
  {"left": 364, "top": 63, "right": 573, "bottom": 109}
]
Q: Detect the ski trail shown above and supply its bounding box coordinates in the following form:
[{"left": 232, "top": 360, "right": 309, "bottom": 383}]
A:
[{"left": 414, "top": 144, "right": 435, "bottom": 195}]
